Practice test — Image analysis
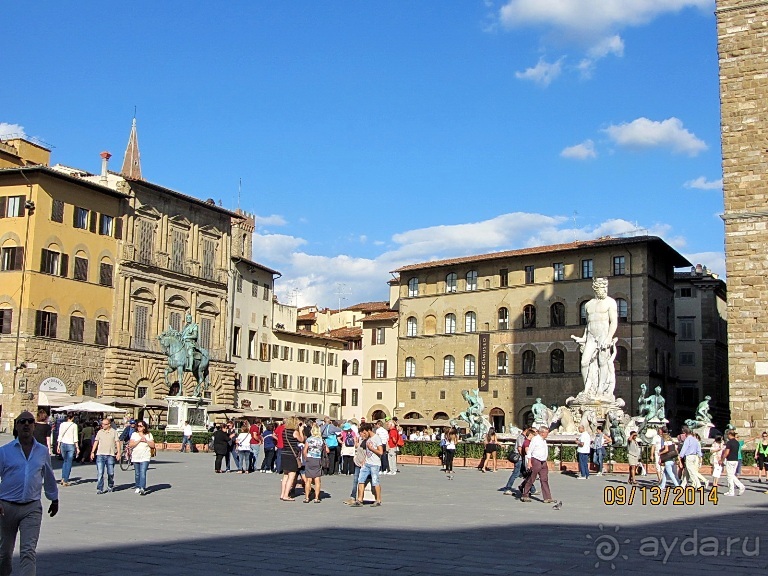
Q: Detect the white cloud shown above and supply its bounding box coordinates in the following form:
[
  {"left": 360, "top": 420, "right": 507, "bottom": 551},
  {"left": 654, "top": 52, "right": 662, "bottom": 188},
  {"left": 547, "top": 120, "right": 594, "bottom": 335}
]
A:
[
  {"left": 578, "top": 35, "right": 625, "bottom": 78},
  {"left": 561, "top": 139, "right": 597, "bottom": 160},
  {"left": 684, "top": 176, "right": 723, "bottom": 190},
  {"left": 499, "top": 1, "right": 709, "bottom": 78},
  {"left": 0, "top": 122, "right": 26, "bottom": 139},
  {"left": 588, "top": 35, "right": 625, "bottom": 59},
  {"left": 359, "top": 235, "right": 368, "bottom": 243},
  {"left": 603, "top": 117, "right": 707, "bottom": 156},
  {"left": 681, "top": 251, "right": 726, "bottom": 279},
  {"left": 515, "top": 57, "right": 564, "bottom": 87},
  {"left": 255, "top": 214, "right": 287, "bottom": 227},
  {"left": 251, "top": 232, "right": 307, "bottom": 262},
  {"left": 499, "top": 0, "right": 713, "bottom": 40},
  {"left": 257, "top": 212, "right": 700, "bottom": 308}
]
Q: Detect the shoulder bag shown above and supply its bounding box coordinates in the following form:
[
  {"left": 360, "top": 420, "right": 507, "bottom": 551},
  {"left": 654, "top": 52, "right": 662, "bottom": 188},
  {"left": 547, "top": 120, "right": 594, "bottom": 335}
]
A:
[{"left": 659, "top": 444, "right": 678, "bottom": 463}]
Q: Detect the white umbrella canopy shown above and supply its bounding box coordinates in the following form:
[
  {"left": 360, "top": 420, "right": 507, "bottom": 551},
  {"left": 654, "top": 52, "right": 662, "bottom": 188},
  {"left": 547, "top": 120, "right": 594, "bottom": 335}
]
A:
[{"left": 53, "top": 401, "right": 127, "bottom": 413}]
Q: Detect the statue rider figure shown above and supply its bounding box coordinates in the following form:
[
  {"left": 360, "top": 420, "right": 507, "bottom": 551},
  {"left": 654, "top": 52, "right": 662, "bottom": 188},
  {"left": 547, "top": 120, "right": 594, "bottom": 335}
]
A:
[{"left": 181, "top": 313, "right": 199, "bottom": 372}]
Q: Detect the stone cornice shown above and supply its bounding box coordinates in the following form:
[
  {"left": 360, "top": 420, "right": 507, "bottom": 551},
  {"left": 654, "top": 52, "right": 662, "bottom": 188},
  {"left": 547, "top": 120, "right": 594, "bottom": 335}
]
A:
[
  {"left": 721, "top": 209, "right": 768, "bottom": 221},
  {"left": 717, "top": 0, "right": 768, "bottom": 14}
]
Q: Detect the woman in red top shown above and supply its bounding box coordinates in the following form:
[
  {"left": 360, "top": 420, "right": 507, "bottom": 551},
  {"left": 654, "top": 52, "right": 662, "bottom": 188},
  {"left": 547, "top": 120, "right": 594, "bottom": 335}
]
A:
[{"left": 248, "top": 418, "right": 262, "bottom": 473}]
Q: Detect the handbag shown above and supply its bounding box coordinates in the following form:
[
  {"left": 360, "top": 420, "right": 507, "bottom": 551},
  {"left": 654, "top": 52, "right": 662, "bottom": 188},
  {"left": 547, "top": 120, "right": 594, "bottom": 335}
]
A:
[
  {"left": 321, "top": 447, "right": 330, "bottom": 468},
  {"left": 659, "top": 445, "right": 678, "bottom": 463},
  {"left": 507, "top": 448, "right": 521, "bottom": 464},
  {"left": 354, "top": 445, "right": 367, "bottom": 468}
]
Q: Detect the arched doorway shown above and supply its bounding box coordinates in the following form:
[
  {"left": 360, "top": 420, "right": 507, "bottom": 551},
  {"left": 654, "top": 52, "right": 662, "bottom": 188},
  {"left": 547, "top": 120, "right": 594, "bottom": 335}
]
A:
[
  {"left": 371, "top": 410, "right": 387, "bottom": 421},
  {"left": 490, "top": 407, "right": 505, "bottom": 433},
  {"left": 403, "top": 412, "right": 423, "bottom": 419},
  {"left": 433, "top": 411, "right": 449, "bottom": 421},
  {"left": 521, "top": 411, "right": 533, "bottom": 429}
]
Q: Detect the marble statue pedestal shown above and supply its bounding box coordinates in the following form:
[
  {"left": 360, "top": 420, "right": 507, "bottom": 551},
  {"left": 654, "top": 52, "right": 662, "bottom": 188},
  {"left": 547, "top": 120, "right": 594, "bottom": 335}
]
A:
[
  {"left": 165, "top": 396, "right": 210, "bottom": 432},
  {"left": 691, "top": 423, "right": 715, "bottom": 440}
]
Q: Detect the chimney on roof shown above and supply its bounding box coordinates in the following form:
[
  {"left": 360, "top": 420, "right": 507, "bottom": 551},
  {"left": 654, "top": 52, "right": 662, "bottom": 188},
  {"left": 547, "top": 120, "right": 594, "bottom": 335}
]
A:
[
  {"left": 695, "top": 264, "right": 703, "bottom": 275},
  {"left": 99, "top": 151, "right": 112, "bottom": 185}
]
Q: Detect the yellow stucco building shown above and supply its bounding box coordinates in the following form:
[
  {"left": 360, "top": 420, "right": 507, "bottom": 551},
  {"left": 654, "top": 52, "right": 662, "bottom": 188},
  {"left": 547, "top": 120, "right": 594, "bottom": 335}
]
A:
[
  {"left": 0, "top": 130, "right": 244, "bottom": 430},
  {"left": 0, "top": 161, "right": 125, "bottom": 429}
]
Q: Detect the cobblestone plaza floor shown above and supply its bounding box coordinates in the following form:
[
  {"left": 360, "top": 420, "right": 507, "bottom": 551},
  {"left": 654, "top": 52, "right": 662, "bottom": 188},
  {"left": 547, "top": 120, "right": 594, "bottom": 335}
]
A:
[{"left": 13, "top": 440, "right": 767, "bottom": 575}]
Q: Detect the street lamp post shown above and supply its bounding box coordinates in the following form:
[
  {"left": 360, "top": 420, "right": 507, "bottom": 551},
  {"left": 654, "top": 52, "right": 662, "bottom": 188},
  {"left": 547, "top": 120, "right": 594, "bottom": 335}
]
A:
[{"left": 12, "top": 198, "right": 35, "bottom": 406}]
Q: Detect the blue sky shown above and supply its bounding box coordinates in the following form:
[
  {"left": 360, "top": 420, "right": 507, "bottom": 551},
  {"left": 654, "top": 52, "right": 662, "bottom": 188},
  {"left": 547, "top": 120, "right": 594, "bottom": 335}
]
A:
[{"left": 2, "top": 1, "right": 723, "bottom": 308}]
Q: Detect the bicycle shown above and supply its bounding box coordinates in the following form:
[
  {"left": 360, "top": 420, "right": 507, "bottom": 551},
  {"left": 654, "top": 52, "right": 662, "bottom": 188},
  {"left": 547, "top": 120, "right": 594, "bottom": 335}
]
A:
[{"left": 120, "top": 443, "right": 133, "bottom": 471}]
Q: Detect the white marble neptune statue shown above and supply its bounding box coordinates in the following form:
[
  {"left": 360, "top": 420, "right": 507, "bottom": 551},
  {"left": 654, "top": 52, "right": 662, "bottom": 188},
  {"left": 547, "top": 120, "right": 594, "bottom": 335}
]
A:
[{"left": 571, "top": 278, "right": 618, "bottom": 402}]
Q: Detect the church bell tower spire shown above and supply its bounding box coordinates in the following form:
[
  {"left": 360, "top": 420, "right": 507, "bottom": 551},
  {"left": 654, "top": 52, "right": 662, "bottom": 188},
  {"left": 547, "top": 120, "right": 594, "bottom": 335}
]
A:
[{"left": 121, "top": 115, "right": 142, "bottom": 179}]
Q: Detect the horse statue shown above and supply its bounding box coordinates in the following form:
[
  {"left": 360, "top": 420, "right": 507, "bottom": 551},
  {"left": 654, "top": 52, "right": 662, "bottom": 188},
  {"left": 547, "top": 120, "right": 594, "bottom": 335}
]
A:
[
  {"left": 580, "top": 408, "right": 598, "bottom": 435},
  {"left": 550, "top": 405, "right": 579, "bottom": 435},
  {"left": 157, "top": 327, "right": 210, "bottom": 397}
]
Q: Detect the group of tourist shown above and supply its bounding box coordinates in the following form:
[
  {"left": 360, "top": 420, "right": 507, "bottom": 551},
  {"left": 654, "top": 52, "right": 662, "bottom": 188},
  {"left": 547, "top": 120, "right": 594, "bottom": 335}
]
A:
[
  {"left": 208, "top": 416, "right": 405, "bottom": 506},
  {"left": 566, "top": 422, "right": 768, "bottom": 497},
  {"left": 30, "top": 409, "right": 156, "bottom": 496}
]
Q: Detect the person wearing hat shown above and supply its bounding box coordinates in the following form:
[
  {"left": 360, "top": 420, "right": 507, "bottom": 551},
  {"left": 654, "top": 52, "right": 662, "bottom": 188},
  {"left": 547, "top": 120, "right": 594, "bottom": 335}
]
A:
[
  {"left": 0, "top": 412, "right": 59, "bottom": 574},
  {"left": 340, "top": 422, "right": 357, "bottom": 475}
]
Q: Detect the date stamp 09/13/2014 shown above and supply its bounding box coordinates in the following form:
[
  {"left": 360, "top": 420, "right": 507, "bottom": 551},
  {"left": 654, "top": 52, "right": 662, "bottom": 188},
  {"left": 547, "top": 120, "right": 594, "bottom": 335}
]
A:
[{"left": 604, "top": 485, "right": 720, "bottom": 506}]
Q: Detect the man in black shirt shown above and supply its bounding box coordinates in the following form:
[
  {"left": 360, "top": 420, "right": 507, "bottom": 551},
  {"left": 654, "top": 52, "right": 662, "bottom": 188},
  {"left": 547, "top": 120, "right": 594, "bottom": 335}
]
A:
[
  {"left": 32, "top": 410, "right": 52, "bottom": 455},
  {"left": 721, "top": 430, "right": 745, "bottom": 496}
]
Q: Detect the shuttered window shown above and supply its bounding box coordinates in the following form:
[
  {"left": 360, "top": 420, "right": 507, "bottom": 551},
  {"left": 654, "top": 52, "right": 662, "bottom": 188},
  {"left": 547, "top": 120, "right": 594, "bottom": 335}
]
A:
[
  {"left": 74, "top": 207, "right": 89, "bottom": 229},
  {"left": 51, "top": 199, "right": 64, "bottom": 223},
  {"left": 137, "top": 220, "right": 154, "bottom": 264},
  {"left": 40, "top": 249, "right": 66, "bottom": 276},
  {"left": 98, "top": 214, "right": 113, "bottom": 236},
  {"left": 0, "top": 195, "right": 25, "bottom": 218},
  {"left": 0, "top": 309, "right": 12, "bottom": 334},
  {"left": 74, "top": 257, "right": 88, "bottom": 281},
  {"left": 69, "top": 316, "right": 85, "bottom": 342},
  {"left": 34, "top": 310, "right": 57, "bottom": 338},
  {"left": 1, "top": 247, "right": 23, "bottom": 271},
  {"left": 99, "top": 263, "right": 113, "bottom": 287},
  {"left": 95, "top": 320, "right": 109, "bottom": 345},
  {"left": 201, "top": 238, "right": 216, "bottom": 280},
  {"left": 134, "top": 305, "right": 149, "bottom": 347},
  {"left": 171, "top": 229, "right": 186, "bottom": 273},
  {"left": 200, "top": 317, "right": 212, "bottom": 350},
  {"left": 169, "top": 312, "right": 182, "bottom": 332}
]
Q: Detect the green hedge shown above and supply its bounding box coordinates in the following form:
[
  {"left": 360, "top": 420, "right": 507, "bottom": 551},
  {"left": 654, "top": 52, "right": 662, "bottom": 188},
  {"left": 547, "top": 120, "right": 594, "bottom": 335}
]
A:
[
  {"left": 149, "top": 429, "right": 212, "bottom": 445},
  {"left": 394, "top": 440, "right": 758, "bottom": 466}
]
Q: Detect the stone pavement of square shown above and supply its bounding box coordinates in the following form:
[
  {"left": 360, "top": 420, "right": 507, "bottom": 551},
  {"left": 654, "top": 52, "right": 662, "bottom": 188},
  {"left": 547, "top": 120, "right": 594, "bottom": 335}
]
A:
[{"left": 11, "top": 444, "right": 766, "bottom": 576}]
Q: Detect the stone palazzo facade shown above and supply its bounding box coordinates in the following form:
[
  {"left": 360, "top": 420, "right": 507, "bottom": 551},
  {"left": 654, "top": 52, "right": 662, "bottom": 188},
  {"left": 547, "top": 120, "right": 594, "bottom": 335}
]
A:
[{"left": 392, "top": 236, "right": 690, "bottom": 431}]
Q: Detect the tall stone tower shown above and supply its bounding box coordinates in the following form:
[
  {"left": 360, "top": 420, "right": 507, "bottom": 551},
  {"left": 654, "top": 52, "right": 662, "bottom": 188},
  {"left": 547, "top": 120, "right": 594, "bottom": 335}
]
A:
[{"left": 717, "top": 0, "right": 768, "bottom": 432}]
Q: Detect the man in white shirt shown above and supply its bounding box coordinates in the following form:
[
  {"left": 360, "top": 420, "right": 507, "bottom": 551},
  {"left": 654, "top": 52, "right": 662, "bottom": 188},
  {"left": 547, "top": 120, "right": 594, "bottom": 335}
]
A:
[
  {"left": 520, "top": 427, "right": 554, "bottom": 504},
  {"left": 351, "top": 423, "right": 384, "bottom": 507},
  {"left": 0, "top": 412, "right": 59, "bottom": 575},
  {"left": 180, "top": 421, "right": 193, "bottom": 452},
  {"left": 375, "top": 421, "right": 390, "bottom": 474},
  {"left": 577, "top": 425, "right": 592, "bottom": 479}
]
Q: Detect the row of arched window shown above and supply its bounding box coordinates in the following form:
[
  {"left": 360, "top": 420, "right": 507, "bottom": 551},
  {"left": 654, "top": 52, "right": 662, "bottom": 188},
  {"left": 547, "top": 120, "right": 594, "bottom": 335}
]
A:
[
  {"left": 408, "top": 272, "right": 479, "bottom": 297},
  {"left": 405, "top": 300, "right": 629, "bottom": 336},
  {"left": 403, "top": 346, "right": 629, "bottom": 377}
]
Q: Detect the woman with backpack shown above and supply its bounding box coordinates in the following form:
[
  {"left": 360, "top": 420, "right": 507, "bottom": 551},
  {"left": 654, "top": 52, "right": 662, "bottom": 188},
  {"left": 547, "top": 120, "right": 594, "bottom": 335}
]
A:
[
  {"left": 261, "top": 422, "right": 277, "bottom": 473},
  {"left": 303, "top": 423, "right": 327, "bottom": 502},
  {"left": 340, "top": 423, "right": 357, "bottom": 475}
]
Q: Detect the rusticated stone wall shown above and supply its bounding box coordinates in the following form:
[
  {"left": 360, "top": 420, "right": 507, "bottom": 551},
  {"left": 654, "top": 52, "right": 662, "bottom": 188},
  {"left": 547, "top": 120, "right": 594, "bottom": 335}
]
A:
[{"left": 717, "top": 0, "right": 768, "bottom": 432}]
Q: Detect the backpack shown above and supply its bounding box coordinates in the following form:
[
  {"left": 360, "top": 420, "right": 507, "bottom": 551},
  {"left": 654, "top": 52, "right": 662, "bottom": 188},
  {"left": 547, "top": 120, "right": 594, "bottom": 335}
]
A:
[{"left": 344, "top": 432, "right": 355, "bottom": 448}]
